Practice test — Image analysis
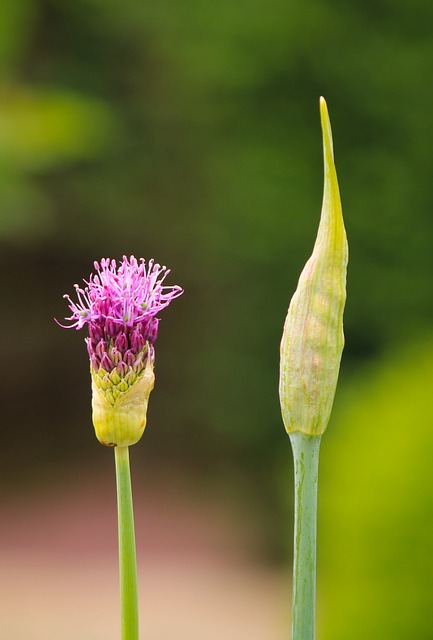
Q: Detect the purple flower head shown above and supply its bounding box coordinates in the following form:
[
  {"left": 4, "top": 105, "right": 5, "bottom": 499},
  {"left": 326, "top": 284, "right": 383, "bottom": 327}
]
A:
[{"left": 60, "top": 256, "right": 183, "bottom": 375}]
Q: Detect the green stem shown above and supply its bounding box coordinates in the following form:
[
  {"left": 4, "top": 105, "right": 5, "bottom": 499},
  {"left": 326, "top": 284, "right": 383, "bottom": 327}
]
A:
[
  {"left": 289, "top": 432, "right": 321, "bottom": 640},
  {"left": 115, "top": 446, "right": 139, "bottom": 640}
]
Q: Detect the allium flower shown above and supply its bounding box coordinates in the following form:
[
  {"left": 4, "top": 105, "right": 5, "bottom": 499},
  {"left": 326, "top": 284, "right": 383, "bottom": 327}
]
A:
[{"left": 60, "top": 256, "right": 183, "bottom": 446}]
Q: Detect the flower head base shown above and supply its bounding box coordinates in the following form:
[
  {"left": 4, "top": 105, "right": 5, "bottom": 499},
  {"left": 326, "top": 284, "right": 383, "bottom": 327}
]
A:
[{"left": 60, "top": 256, "right": 183, "bottom": 446}]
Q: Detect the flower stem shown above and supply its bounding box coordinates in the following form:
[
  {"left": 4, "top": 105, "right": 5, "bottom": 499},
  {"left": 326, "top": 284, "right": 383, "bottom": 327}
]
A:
[
  {"left": 115, "top": 446, "right": 139, "bottom": 640},
  {"left": 289, "top": 432, "right": 321, "bottom": 640}
]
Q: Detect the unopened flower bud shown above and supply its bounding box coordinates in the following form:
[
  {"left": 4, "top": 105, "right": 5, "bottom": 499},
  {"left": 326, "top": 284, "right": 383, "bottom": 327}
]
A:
[{"left": 279, "top": 98, "right": 348, "bottom": 436}]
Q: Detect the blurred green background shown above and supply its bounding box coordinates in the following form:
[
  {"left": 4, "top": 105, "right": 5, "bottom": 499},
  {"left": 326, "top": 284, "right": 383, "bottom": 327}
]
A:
[{"left": 1, "top": 0, "right": 433, "bottom": 638}]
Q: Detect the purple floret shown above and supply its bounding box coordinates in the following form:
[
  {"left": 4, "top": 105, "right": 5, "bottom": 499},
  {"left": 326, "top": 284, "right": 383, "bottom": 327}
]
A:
[{"left": 60, "top": 256, "right": 183, "bottom": 372}]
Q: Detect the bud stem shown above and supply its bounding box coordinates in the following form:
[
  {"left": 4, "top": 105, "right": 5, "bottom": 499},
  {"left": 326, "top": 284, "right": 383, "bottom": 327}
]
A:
[
  {"left": 115, "top": 446, "right": 139, "bottom": 640},
  {"left": 289, "top": 432, "right": 321, "bottom": 640}
]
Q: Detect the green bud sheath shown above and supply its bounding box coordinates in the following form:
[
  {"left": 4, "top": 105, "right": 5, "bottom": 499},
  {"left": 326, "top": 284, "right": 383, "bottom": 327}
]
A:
[
  {"left": 279, "top": 97, "right": 348, "bottom": 437},
  {"left": 91, "top": 359, "right": 155, "bottom": 447}
]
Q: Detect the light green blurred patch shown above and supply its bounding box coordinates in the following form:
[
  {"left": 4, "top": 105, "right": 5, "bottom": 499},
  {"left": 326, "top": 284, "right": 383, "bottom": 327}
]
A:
[
  {"left": 318, "top": 340, "right": 433, "bottom": 640},
  {"left": 0, "top": 84, "right": 117, "bottom": 241},
  {"left": 0, "top": 85, "right": 115, "bottom": 171}
]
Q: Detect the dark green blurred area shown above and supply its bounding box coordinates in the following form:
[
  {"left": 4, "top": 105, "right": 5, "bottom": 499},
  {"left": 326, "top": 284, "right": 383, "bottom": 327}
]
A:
[{"left": 1, "top": 0, "right": 433, "bottom": 636}]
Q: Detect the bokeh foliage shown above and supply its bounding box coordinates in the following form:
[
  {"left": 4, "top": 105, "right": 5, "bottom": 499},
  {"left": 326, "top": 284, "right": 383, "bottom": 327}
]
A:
[
  {"left": 1, "top": 0, "right": 433, "bottom": 615},
  {"left": 319, "top": 341, "right": 433, "bottom": 640}
]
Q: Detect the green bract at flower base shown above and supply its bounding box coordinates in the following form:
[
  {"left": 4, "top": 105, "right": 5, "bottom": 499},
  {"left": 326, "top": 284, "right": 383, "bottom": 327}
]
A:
[
  {"left": 279, "top": 96, "right": 348, "bottom": 437},
  {"left": 92, "top": 358, "right": 155, "bottom": 447}
]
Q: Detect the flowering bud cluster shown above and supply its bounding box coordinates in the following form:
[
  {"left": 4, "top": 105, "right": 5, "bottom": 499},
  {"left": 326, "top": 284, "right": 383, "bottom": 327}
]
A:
[
  {"left": 92, "top": 340, "right": 150, "bottom": 407},
  {"left": 60, "top": 255, "right": 183, "bottom": 446}
]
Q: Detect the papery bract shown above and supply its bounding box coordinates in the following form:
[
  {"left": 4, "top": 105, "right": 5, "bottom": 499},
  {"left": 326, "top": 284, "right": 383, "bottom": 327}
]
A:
[{"left": 279, "top": 98, "right": 348, "bottom": 437}]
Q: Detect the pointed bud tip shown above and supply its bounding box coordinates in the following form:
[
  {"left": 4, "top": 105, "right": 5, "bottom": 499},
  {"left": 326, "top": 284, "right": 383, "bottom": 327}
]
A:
[{"left": 319, "top": 96, "right": 334, "bottom": 160}]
